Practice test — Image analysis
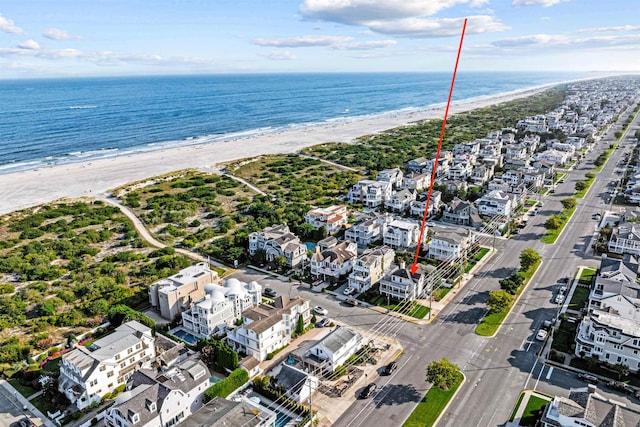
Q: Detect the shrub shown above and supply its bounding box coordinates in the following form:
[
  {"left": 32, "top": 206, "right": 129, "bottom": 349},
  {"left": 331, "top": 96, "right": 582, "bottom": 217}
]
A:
[{"left": 203, "top": 368, "right": 248, "bottom": 402}]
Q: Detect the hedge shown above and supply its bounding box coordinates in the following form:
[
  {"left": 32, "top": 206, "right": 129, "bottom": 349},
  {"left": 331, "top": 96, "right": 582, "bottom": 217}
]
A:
[{"left": 204, "top": 368, "right": 248, "bottom": 402}]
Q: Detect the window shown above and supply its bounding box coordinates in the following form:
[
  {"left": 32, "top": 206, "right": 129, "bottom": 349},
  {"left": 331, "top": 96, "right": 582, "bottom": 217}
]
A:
[
  {"left": 107, "top": 371, "right": 114, "bottom": 378},
  {"left": 115, "top": 354, "right": 121, "bottom": 361},
  {"left": 136, "top": 343, "right": 141, "bottom": 350},
  {"left": 130, "top": 357, "right": 135, "bottom": 364},
  {"left": 127, "top": 348, "right": 133, "bottom": 354},
  {"left": 100, "top": 366, "right": 106, "bottom": 372}
]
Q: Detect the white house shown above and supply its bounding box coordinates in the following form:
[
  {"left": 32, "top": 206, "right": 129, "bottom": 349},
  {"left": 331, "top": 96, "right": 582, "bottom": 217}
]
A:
[
  {"left": 427, "top": 226, "right": 475, "bottom": 262},
  {"left": 345, "top": 214, "right": 392, "bottom": 248},
  {"left": 377, "top": 168, "right": 404, "bottom": 188},
  {"left": 310, "top": 240, "right": 358, "bottom": 281},
  {"left": 402, "top": 173, "right": 431, "bottom": 192},
  {"left": 273, "top": 364, "right": 319, "bottom": 404},
  {"left": 448, "top": 162, "right": 472, "bottom": 181},
  {"left": 535, "top": 149, "right": 570, "bottom": 167},
  {"left": 149, "top": 262, "right": 218, "bottom": 321},
  {"left": 475, "top": 189, "right": 512, "bottom": 217},
  {"left": 347, "top": 246, "right": 395, "bottom": 293},
  {"left": 307, "top": 327, "right": 363, "bottom": 372},
  {"left": 181, "top": 278, "right": 262, "bottom": 339},
  {"left": 608, "top": 222, "right": 640, "bottom": 256},
  {"left": 410, "top": 191, "right": 442, "bottom": 218},
  {"left": 347, "top": 180, "right": 393, "bottom": 207},
  {"left": 305, "top": 205, "right": 348, "bottom": 234},
  {"left": 103, "top": 356, "right": 210, "bottom": 427},
  {"left": 248, "top": 224, "right": 308, "bottom": 268},
  {"left": 226, "top": 296, "right": 311, "bottom": 362},
  {"left": 379, "top": 262, "right": 435, "bottom": 301},
  {"left": 383, "top": 219, "right": 423, "bottom": 249},
  {"left": 58, "top": 321, "right": 156, "bottom": 410},
  {"left": 385, "top": 189, "right": 416, "bottom": 212}
]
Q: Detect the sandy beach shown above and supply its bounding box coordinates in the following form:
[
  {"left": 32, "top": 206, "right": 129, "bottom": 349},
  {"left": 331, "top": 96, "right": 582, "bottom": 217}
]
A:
[{"left": 0, "top": 85, "right": 552, "bottom": 216}]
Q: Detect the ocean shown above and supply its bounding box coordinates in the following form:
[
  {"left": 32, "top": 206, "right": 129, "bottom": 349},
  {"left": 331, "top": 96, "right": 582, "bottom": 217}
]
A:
[{"left": 0, "top": 72, "right": 582, "bottom": 174}]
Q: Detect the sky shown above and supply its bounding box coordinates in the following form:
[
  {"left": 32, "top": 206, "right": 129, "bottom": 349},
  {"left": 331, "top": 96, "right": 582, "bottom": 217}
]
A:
[{"left": 0, "top": 0, "right": 639, "bottom": 79}]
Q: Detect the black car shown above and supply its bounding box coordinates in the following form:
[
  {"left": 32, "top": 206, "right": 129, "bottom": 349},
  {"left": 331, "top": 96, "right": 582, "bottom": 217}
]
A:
[
  {"left": 384, "top": 361, "right": 398, "bottom": 375},
  {"left": 577, "top": 372, "right": 599, "bottom": 384},
  {"left": 10, "top": 418, "right": 35, "bottom": 427},
  {"left": 360, "top": 383, "right": 378, "bottom": 399},
  {"left": 263, "top": 288, "right": 277, "bottom": 298}
]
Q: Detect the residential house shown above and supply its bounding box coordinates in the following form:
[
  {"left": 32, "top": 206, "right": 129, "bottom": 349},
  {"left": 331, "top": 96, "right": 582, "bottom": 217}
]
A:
[
  {"left": 58, "top": 321, "right": 156, "bottom": 410},
  {"left": 402, "top": 172, "right": 431, "bottom": 192},
  {"left": 440, "top": 179, "right": 468, "bottom": 194},
  {"left": 566, "top": 135, "right": 586, "bottom": 150},
  {"left": 552, "top": 140, "right": 577, "bottom": 155},
  {"left": 379, "top": 262, "right": 435, "bottom": 301},
  {"left": 475, "top": 189, "right": 512, "bottom": 217},
  {"left": 385, "top": 188, "right": 416, "bottom": 213},
  {"left": 609, "top": 222, "right": 640, "bottom": 256},
  {"left": 248, "top": 224, "right": 307, "bottom": 268},
  {"left": 181, "top": 278, "right": 262, "bottom": 339},
  {"left": 310, "top": 239, "right": 358, "bottom": 281},
  {"left": 345, "top": 213, "right": 392, "bottom": 249},
  {"left": 535, "top": 149, "right": 570, "bottom": 167},
  {"left": 453, "top": 141, "right": 480, "bottom": 156},
  {"left": 540, "top": 385, "right": 640, "bottom": 427},
  {"left": 306, "top": 327, "right": 363, "bottom": 372},
  {"left": 522, "top": 169, "right": 545, "bottom": 191},
  {"left": 103, "top": 355, "right": 210, "bottom": 427},
  {"left": 226, "top": 296, "right": 311, "bottom": 362},
  {"left": 410, "top": 191, "right": 442, "bottom": 218},
  {"left": 470, "top": 164, "right": 492, "bottom": 186},
  {"left": 448, "top": 162, "right": 472, "bottom": 181},
  {"left": 442, "top": 198, "right": 483, "bottom": 228},
  {"left": 383, "top": 219, "right": 423, "bottom": 249},
  {"left": 501, "top": 170, "right": 523, "bottom": 186},
  {"left": 149, "top": 262, "right": 218, "bottom": 321},
  {"left": 404, "top": 157, "right": 429, "bottom": 173},
  {"left": 184, "top": 396, "right": 277, "bottom": 427},
  {"left": 505, "top": 143, "right": 528, "bottom": 162},
  {"left": 272, "top": 364, "right": 319, "bottom": 404},
  {"left": 305, "top": 205, "right": 348, "bottom": 234},
  {"left": 347, "top": 246, "right": 395, "bottom": 293},
  {"left": 425, "top": 157, "right": 451, "bottom": 178},
  {"left": 347, "top": 180, "right": 393, "bottom": 207},
  {"left": 427, "top": 226, "right": 475, "bottom": 262},
  {"left": 377, "top": 168, "right": 404, "bottom": 188}
]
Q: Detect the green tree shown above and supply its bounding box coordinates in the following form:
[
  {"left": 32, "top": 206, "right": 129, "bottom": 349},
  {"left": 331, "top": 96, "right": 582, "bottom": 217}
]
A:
[
  {"left": 613, "top": 362, "right": 630, "bottom": 380},
  {"left": 519, "top": 248, "right": 541, "bottom": 272},
  {"left": 561, "top": 198, "right": 577, "bottom": 210},
  {"left": 575, "top": 181, "right": 587, "bottom": 191},
  {"left": 426, "top": 358, "right": 460, "bottom": 390},
  {"left": 499, "top": 274, "right": 524, "bottom": 295},
  {"left": 274, "top": 255, "right": 288, "bottom": 271},
  {"left": 487, "top": 290, "right": 514, "bottom": 313},
  {"left": 545, "top": 215, "right": 563, "bottom": 230},
  {"left": 296, "top": 314, "right": 304, "bottom": 335}
]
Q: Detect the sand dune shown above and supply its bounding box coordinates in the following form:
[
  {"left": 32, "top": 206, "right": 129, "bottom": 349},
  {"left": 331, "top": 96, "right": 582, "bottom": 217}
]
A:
[{"left": 0, "top": 86, "right": 551, "bottom": 215}]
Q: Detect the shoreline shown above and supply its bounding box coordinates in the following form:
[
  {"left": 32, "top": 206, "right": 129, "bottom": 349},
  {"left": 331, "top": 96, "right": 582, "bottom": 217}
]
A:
[{"left": 0, "top": 83, "right": 560, "bottom": 216}]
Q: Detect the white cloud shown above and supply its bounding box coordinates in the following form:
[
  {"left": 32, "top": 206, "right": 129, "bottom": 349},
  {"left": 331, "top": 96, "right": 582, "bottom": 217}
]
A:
[
  {"left": 300, "top": 0, "right": 488, "bottom": 24},
  {"left": 17, "top": 39, "right": 40, "bottom": 50},
  {"left": 576, "top": 25, "right": 640, "bottom": 33},
  {"left": 367, "top": 15, "right": 509, "bottom": 38},
  {"left": 491, "top": 32, "right": 640, "bottom": 50},
  {"left": 260, "top": 50, "right": 297, "bottom": 60},
  {"left": 540, "top": 16, "right": 551, "bottom": 21},
  {"left": 337, "top": 40, "right": 398, "bottom": 50},
  {"left": 512, "top": 0, "right": 569, "bottom": 7},
  {"left": 492, "top": 34, "right": 569, "bottom": 47},
  {"left": 0, "top": 13, "right": 25, "bottom": 35},
  {"left": 252, "top": 35, "right": 353, "bottom": 47},
  {"left": 42, "top": 28, "right": 82, "bottom": 40}
]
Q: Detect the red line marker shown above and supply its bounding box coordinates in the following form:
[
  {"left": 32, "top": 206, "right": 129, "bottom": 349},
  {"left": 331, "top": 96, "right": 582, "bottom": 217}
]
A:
[{"left": 411, "top": 18, "right": 467, "bottom": 275}]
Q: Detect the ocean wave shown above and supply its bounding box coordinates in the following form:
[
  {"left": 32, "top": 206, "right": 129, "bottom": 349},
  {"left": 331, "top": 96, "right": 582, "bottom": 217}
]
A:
[{"left": 69, "top": 105, "right": 98, "bottom": 109}]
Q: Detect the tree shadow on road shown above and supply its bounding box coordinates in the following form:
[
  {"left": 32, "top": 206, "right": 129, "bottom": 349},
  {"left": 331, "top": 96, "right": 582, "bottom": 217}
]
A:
[{"left": 372, "top": 383, "right": 424, "bottom": 407}]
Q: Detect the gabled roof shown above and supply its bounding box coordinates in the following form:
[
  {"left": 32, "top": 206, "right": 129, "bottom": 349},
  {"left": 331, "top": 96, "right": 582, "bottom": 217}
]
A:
[{"left": 314, "top": 326, "right": 361, "bottom": 354}]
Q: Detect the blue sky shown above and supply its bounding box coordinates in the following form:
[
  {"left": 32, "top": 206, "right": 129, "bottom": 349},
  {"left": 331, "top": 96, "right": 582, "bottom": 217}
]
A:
[{"left": 0, "top": 0, "right": 639, "bottom": 78}]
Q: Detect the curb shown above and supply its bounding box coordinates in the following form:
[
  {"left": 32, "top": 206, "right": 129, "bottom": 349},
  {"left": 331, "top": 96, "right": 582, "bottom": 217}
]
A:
[{"left": 430, "top": 372, "right": 467, "bottom": 427}]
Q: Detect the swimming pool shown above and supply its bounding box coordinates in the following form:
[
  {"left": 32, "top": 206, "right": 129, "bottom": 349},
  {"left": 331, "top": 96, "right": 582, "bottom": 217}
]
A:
[{"left": 170, "top": 328, "right": 200, "bottom": 345}]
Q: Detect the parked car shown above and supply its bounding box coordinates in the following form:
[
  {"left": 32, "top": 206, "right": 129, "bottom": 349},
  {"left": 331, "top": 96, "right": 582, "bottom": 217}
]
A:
[
  {"left": 316, "top": 318, "right": 331, "bottom": 328},
  {"left": 559, "top": 286, "right": 567, "bottom": 295},
  {"left": 426, "top": 221, "right": 436, "bottom": 227},
  {"left": 554, "top": 294, "right": 565, "bottom": 304},
  {"left": 343, "top": 287, "right": 356, "bottom": 296},
  {"left": 384, "top": 361, "right": 398, "bottom": 376},
  {"left": 314, "top": 306, "right": 328, "bottom": 315},
  {"left": 263, "top": 288, "right": 278, "bottom": 298},
  {"left": 10, "top": 418, "right": 35, "bottom": 427},
  {"left": 535, "top": 329, "right": 548, "bottom": 341},
  {"left": 344, "top": 297, "right": 359, "bottom": 307},
  {"left": 607, "top": 380, "right": 634, "bottom": 395},
  {"left": 360, "top": 383, "right": 378, "bottom": 399},
  {"left": 577, "top": 372, "right": 599, "bottom": 384}
]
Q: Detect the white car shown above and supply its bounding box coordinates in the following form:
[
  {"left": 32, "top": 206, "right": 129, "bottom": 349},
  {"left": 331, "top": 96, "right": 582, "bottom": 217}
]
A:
[
  {"left": 314, "top": 306, "right": 328, "bottom": 315},
  {"left": 343, "top": 287, "right": 355, "bottom": 296},
  {"left": 536, "top": 329, "right": 548, "bottom": 341},
  {"left": 555, "top": 294, "right": 565, "bottom": 304},
  {"left": 426, "top": 221, "right": 436, "bottom": 227}
]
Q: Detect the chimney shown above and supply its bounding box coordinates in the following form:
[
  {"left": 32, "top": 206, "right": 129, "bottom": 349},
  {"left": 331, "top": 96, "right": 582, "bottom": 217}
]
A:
[{"left": 399, "top": 261, "right": 406, "bottom": 270}]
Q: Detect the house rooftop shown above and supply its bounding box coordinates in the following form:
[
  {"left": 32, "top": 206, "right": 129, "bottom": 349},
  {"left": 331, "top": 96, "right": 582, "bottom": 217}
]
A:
[{"left": 314, "top": 326, "right": 361, "bottom": 354}]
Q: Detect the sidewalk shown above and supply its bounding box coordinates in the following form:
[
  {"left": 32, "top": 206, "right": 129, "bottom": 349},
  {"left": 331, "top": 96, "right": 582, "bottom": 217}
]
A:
[
  {"left": 506, "top": 390, "right": 552, "bottom": 427},
  {"left": 0, "top": 379, "right": 56, "bottom": 427}
]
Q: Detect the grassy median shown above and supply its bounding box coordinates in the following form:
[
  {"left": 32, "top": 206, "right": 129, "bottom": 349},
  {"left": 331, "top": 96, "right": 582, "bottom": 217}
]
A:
[{"left": 403, "top": 371, "right": 464, "bottom": 427}]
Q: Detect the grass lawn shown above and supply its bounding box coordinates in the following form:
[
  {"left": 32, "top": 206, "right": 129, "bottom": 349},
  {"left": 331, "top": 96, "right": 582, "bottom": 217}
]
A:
[
  {"left": 476, "top": 260, "right": 541, "bottom": 336},
  {"left": 579, "top": 268, "right": 596, "bottom": 284},
  {"left": 520, "top": 395, "right": 549, "bottom": 426},
  {"left": 8, "top": 378, "right": 38, "bottom": 397},
  {"left": 433, "top": 286, "right": 452, "bottom": 302},
  {"left": 593, "top": 146, "right": 615, "bottom": 173},
  {"left": 31, "top": 394, "right": 59, "bottom": 415},
  {"left": 403, "top": 371, "right": 463, "bottom": 427},
  {"left": 408, "top": 304, "right": 431, "bottom": 319},
  {"left": 550, "top": 319, "right": 578, "bottom": 353},
  {"left": 465, "top": 247, "right": 490, "bottom": 273},
  {"left": 568, "top": 286, "right": 590, "bottom": 311},
  {"left": 541, "top": 206, "right": 576, "bottom": 244}
]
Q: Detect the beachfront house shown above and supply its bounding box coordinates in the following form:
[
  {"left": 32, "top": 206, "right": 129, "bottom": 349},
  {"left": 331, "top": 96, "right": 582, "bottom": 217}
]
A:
[
  {"left": 58, "top": 321, "right": 156, "bottom": 410},
  {"left": 347, "top": 246, "right": 395, "bottom": 293},
  {"left": 385, "top": 188, "right": 416, "bottom": 212},
  {"left": 248, "top": 224, "right": 308, "bottom": 268},
  {"left": 305, "top": 204, "right": 348, "bottom": 235},
  {"left": 148, "top": 262, "right": 219, "bottom": 321},
  {"left": 347, "top": 180, "right": 393, "bottom": 207},
  {"left": 377, "top": 168, "right": 404, "bottom": 189},
  {"left": 405, "top": 157, "right": 429, "bottom": 173}
]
